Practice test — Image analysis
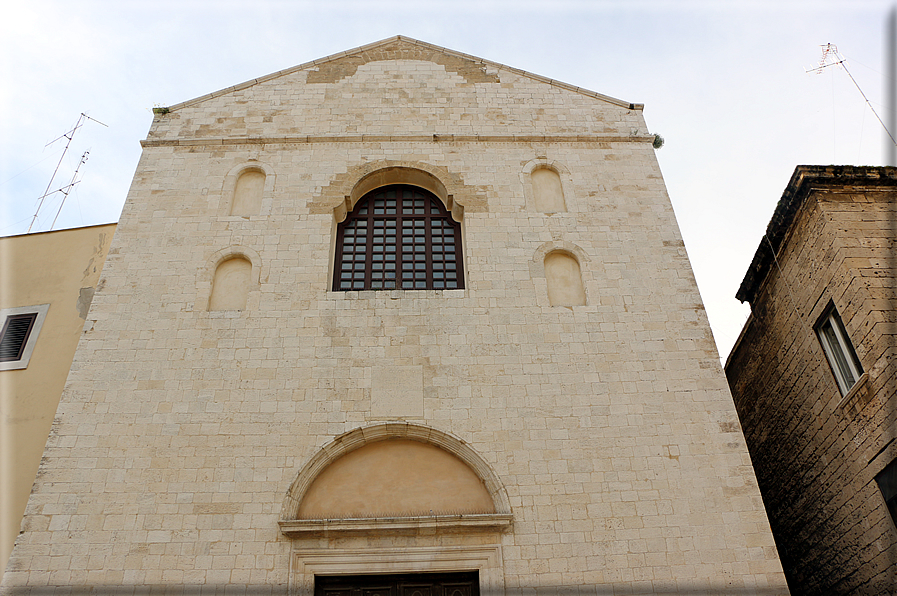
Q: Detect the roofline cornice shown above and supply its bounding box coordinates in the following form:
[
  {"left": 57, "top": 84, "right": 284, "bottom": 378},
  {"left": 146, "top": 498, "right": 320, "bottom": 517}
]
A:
[
  {"left": 735, "top": 165, "right": 897, "bottom": 305},
  {"left": 161, "top": 35, "right": 641, "bottom": 112}
]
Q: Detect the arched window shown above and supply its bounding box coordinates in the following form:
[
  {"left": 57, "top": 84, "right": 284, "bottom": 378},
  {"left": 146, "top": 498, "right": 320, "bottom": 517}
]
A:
[
  {"left": 333, "top": 185, "right": 464, "bottom": 291},
  {"left": 209, "top": 257, "right": 252, "bottom": 310}
]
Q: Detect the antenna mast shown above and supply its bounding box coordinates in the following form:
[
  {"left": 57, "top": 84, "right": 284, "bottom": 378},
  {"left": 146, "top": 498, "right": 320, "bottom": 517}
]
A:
[
  {"left": 28, "top": 113, "right": 107, "bottom": 233},
  {"left": 807, "top": 43, "right": 897, "bottom": 149},
  {"left": 49, "top": 150, "right": 90, "bottom": 230}
]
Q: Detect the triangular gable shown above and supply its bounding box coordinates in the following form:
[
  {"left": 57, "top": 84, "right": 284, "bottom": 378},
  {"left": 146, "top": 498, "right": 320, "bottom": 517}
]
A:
[{"left": 165, "top": 36, "right": 640, "bottom": 112}]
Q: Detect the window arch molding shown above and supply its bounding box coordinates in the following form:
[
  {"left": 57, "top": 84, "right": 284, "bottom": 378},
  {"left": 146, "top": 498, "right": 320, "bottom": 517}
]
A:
[
  {"left": 221, "top": 161, "right": 276, "bottom": 216},
  {"left": 522, "top": 158, "right": 571, "bottom": 178},
  {"left": 280, "top": 422, "right": 512, "bottom": 524},
  {"left": 532, "top": 241, "right": 589, "bottom": 270},
  {"left": 338, "top": 166, "right": 463, "bottom": 223},
  {"left": 196, "top": 245, "right": 261, "bottom": 313},
  {"left": 521, "top": 158, "right": 573, "bottom": 212},
  {"left": 311, "top": 161, "right": 488, "bottom": 221}
]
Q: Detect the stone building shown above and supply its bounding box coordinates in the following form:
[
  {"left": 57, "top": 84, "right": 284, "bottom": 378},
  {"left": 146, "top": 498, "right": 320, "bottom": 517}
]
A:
[
  {"left": 3, "top": 37, "right": 787, "bottom": 594},
  {"left": 725, "top": 166, "right": 897, "bottom": 594},
  {"left": 0, "top": 224, "right": 116, "bottom": 573}
]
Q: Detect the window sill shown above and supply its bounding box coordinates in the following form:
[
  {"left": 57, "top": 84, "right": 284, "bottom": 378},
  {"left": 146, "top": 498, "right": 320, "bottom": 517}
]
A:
[
  {"left": 206, "top": 309, "right": 244, "bottom": 318},
  {"left": 836, "top": 372, "right": 870, "bottom": 412},
  {"left": 330, "top": 289, "right": 466, "bottom": 300},
  {"left": 279, "top": 513, "right": 512, "bottom": 537}
]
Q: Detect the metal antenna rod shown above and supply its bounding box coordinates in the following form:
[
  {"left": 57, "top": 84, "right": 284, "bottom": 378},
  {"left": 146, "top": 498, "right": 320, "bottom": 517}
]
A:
[
  {"left": 50, "top": 150, "right": 89, "bottom": 230},
  {"left": 807, "top": 43, "right": 897, "bottom": 148},
  {"left": 28, "top": 113, "right": 107, "bottom": 233}
]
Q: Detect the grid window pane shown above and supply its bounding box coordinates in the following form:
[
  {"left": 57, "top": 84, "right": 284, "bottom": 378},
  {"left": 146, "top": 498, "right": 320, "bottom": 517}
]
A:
[{"left": 333, "top": 185, "right": 464, "bottom": 291}]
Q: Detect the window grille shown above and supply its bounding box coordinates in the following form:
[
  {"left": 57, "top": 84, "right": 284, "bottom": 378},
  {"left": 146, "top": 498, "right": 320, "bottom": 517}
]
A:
[
  {"left": 316, "top": 571, "right": 479, "bottom": 596},
  {"left": 0, "top": 313, "right": 38, "bottom": 362},
  {"left": 333, "top": 185, "right": 463, "bottom": 291}
]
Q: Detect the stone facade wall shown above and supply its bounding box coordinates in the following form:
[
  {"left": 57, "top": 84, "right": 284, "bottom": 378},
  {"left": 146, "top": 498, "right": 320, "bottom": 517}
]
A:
[
  {"left": 726, "top": 176, "right": 897, "bottom": 594},
  {"left": 3, "top": 38, "right": 787, "bottom": 594},
  {"left": 0, "top": 223, "right": 116, "bottom": 574}
]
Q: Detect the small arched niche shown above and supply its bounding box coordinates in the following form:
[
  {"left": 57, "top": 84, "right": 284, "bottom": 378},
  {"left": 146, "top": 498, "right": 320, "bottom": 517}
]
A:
[
  {"left": 545, "top": 251, "right": 585, "bottom": 306},
  {"left": 531, "top": 167, "right": 566, "bottom": 212},
  {"left": 208, "top": 256, "right": 252, "bottom": 310},
  {"left": 298, "top": 440, "right": 495, "bottom": 519},
  {"left": 230, "top": 169, "right": 266, "bottom": 216}
]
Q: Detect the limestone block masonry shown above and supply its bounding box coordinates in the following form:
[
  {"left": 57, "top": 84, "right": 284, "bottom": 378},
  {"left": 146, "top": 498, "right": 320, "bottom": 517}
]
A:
[
  {"left": 726, "top": 166, "right": 897, "bottom": 594},
  {"left": 2, "top": 37, "right": 789, "bottom": 594}
]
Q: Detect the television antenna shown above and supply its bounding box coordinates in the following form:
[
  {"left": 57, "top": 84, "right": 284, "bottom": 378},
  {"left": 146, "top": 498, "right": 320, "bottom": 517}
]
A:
[
  {"left": 807, "top": 43, "right": 896, "bottom": 148},
  {"left": 28, "top": 113, "right": 107, "bottom": 233}
]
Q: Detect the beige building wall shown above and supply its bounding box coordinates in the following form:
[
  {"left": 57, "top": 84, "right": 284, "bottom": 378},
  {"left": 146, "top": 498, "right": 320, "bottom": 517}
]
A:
[
  {"left": 4, "top": 37, "right": 787, "bottom": 594},
  {"left": 726, "top": 166, "right": 897, "bottom": 594},
  {"left": 0, "top": 223, "right": 116, "bottom": 574}
]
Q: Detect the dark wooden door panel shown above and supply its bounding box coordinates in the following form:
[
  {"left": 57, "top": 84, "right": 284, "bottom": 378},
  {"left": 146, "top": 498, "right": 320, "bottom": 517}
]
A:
[{"left": 315, "top": 571, "right": 478, "bottom": 596}]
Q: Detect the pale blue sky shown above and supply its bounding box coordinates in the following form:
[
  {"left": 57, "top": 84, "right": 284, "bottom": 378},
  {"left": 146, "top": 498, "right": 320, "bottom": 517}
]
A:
[{"left": 1, "top": 0, "right": 890, "bottom": 359}]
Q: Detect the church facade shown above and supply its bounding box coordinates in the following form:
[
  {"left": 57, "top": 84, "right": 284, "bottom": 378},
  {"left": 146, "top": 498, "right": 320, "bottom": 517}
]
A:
[{"left": 3, "top": 37, "right": 788, "bottom": 594}]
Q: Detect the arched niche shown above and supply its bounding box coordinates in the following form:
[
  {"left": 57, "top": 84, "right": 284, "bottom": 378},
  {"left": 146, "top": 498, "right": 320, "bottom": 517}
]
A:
[
  {"left": 208, "top": 256, "right": 252, "bottom": 310},
  {"left": 280, "top": 423, "right": 512, "bottom": 536},
  {"left": 231, "top": 169, "right": 265, "bottom": 216},
  {"left": 544, "top": 250, "right": 586, "bottom": 307},
  {"left": 221, "top": 161, "right": 275, "bottom": 217},
  {"left": 522, "top": 158, "right": 572, "bottom": 213},
  {"left": 531, "top": 167, "right": 566, "bottom": 212},
  {"left": 199, "top": 246, "right": 261, "bottom": 313},
  {"left": 298, "top": 440, "right": 494, "bottom": 518}
]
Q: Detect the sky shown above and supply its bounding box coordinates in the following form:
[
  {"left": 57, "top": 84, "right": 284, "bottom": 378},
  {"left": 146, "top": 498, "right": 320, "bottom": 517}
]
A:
[{"left": 0, "top": 0, "right": 892, "bottom": 361}]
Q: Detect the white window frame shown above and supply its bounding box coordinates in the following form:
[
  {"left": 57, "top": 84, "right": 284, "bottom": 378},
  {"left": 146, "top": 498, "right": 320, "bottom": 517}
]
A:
[
  {"left": 815, "top": 305, "right": 863, "bottom": 395},
  {"left": 0, "top": 304, "right": 50, "bottom": 371}
]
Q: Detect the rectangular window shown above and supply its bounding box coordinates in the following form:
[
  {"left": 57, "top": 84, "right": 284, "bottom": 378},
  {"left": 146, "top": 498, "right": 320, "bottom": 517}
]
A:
[
  {"left": 0, "top": 313, "right": 38, "bottom": 361},
  {"left": 0, "top": 304, "right": 50, "bottom": 371},
  {"left": 815, "top": 304, "right": 863, "bottom": 395},
  {"left": 876, "top": 458, "right": 897, "bottom": 528}
]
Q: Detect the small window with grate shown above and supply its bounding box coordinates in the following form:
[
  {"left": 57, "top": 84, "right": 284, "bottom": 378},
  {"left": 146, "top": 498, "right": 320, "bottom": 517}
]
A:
[
  {"left": 333, "top": 185, "right": 464, "bottom": 291},
  {"left": 0, "top": 304, "right": 49, "bottom": 371},
  {"left": 0, "top": 313, "right": 38, "bottom": 361}
]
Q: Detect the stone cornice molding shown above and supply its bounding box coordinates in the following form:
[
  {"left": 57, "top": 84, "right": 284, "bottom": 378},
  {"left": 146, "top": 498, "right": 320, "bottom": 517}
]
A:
[
  {"left": 278, "top": 513, "right": 513, "bottom": 537},
  {"left": 736, "top": 165, "right": 897, "bottom": 305},
  {"left": 141, "top": 134, "right": 655, "bottom": 148}
]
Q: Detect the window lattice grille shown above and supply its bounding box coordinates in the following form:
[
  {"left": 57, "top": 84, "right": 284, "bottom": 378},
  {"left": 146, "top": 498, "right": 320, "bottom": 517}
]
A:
[{"left": 334, "top": 185, "right": 463, "bottom": 291}]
